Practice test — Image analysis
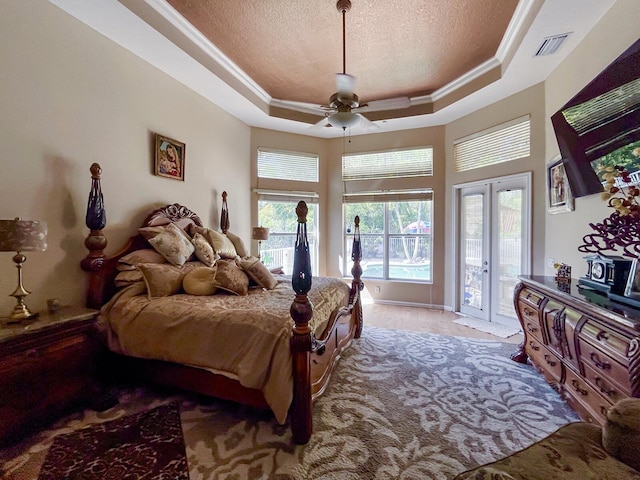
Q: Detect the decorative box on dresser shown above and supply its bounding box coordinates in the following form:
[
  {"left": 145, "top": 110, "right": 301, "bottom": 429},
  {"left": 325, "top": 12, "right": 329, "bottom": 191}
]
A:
[
  {"left": 0, "top": 306, "right": 106, "bottom": 446},
  {"left": 513, "top": 275, "right": 640, "bottom": 426}
]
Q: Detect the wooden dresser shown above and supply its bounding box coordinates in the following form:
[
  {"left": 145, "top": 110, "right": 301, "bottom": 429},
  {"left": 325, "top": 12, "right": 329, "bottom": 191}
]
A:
[
  {"left": 0, "top": 306, "right": 105, "bottom": 446},
  {"left": 513, "top": 275, "right": 640, "bottom": 425}
]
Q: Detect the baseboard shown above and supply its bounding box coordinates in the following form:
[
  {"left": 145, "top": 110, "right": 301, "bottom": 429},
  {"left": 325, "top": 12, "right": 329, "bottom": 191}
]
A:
[{"left": 371, "top": 299, "right": 450, "bottom": 310}]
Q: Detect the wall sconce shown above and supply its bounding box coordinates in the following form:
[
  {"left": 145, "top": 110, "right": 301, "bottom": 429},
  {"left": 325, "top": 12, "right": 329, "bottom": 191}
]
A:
[
  {"left": 251, "top": 227, "right": 269, "bottom": 260},
  {"left": 0, "top": 218, "right": 47, "bottom": 322}
]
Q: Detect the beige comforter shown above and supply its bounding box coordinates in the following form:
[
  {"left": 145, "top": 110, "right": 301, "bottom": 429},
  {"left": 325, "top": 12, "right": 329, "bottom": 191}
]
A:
[{"left": 98, "top": 276, "right": 350, "bottom": 423}]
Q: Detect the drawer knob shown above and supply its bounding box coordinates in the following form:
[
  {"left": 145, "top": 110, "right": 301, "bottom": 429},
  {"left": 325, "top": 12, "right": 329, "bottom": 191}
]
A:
[
  {"left": 595, "top": 377, "right": 616, "bottom": 397},
  {"left": 590, "top": 352, "right": 611, "bottom": 370},
  {"left": 524, "top": 307, "right": 533, "bottom": 317},
  {"left": 572, "top": 379, "right": 588, "bottom": 396},
  {"left": 596, "top": 330, "right": 609, "bottom": 341},
  {"left": 601, "top": 406, "right": 609, "bottom": 416},
  {"left": 526, "top": 322, "right": 538, "bottom": 334},
  {"left": 529, "top": 341, "right": 540, "bottom": 352},
  {"left": 543, "top": 354, "right": 556, "bottom": 367}
]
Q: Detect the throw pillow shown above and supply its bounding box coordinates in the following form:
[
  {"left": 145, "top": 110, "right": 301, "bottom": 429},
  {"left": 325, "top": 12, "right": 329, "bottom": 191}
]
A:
[
  {"left": 190, "top": 226, "right": 237, "bottom": 259},
  {"left": 183, "top": 266, "right": 218, "bottom": 295},
  {"left": 117, "top": 249, "right": 167, "bottom": 271},
  {"left": 225, "top": 231, "right": 249, "bottom": 258},
  {"left": 114, "top": 270, "right": 144, "bottom": 287},
  {"left": 137, "top": 263, "right": 187, "bottom": 298},
  {"left": 602, "top": 397, "right": 640, "bottom": 472},
  {"left": 192, "top": 233, "right": 219, "bottom": 267},
  {"left": 240, "top": 256, "right": 277, "bottom": 290},
  {"left": 213, "top": 260, "right": 249, "bottom": 296},
  {"left": 146, "top": 223, "right": 195, "bottom": 266}
]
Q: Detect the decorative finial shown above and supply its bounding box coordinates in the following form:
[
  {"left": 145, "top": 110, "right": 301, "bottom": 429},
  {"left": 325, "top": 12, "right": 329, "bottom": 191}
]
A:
[
  {"left": 296, "top": 201, "right": 308, "bottom": 223},
  {"left": 90, "top": 163, "right": 102, "bottom": 179}
]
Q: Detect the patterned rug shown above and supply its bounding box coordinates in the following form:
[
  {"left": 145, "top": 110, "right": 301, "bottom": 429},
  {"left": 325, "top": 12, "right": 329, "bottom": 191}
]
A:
[
  {"left": 1, "top": 326, "right": 579, "bottom": 479},
  {"left": 37, "top": 403, "right": 188, "bottom": 480}
]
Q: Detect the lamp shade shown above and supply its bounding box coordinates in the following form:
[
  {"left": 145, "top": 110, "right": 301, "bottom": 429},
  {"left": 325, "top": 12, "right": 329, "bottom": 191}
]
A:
[
  {"left": 252, "top": 227, "right": 269, "bottom": 241},
  {"left": 0, "top": 218, "right": 47, "bottom": 252},
  {"left": 328, "top": 111, "right": 361, "bottom": 129}
]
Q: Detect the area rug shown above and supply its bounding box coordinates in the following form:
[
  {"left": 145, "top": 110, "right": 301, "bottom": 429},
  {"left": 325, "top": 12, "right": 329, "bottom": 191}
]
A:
[
  {"left": 453, "top": 316, "right": 522, "bottom": 338},
  {"left": 1, "top": 326, "right": 578, "bottom": 479},
  {"left": 37, "top": 402, "right": 188, "bottom": 480}
]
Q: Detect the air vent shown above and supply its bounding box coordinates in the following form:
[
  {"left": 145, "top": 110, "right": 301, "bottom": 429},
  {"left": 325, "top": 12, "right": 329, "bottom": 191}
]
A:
[{"left": 535, "top": 33, "right": 570, "bottom": 57}]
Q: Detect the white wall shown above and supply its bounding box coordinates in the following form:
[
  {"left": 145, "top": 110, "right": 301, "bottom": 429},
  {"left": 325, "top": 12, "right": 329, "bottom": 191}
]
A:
[
  {"left": 0, "top": 1, "right": 251, "bottom": 315},
  {"left": 544, "top": 0, "right": 640, "bottom": 278}
]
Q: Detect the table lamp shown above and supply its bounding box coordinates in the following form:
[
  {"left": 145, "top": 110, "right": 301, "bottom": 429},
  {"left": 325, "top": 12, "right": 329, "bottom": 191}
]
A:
[
  {"left": 0, "top": 218, "right": 47, "bottom": 322},
  {"left": 252, "top": 227, "right": 269, "bottom": 260}
]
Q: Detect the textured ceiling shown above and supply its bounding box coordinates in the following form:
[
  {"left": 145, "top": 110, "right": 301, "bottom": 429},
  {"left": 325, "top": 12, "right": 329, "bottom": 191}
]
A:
[{"left": 166, "top": 0, "right": 518, "bottom": 107}]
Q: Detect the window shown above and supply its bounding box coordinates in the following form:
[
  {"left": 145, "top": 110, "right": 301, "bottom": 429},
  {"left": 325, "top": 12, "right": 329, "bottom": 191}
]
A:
[
  {"left": 257, "top": 148, "right": 319, "bottom": 182},
  {"left": 256, "top": 191, "right": 319, "bottom": 275},
  {"left": 453, "top": 116, "right": 531, "bottom": 172},
  {"left": 343, "top": 191, "right": 433, "bottom": 281}
]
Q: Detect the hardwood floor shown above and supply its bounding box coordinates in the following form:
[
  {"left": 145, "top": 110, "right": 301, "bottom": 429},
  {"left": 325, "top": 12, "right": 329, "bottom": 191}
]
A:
[{"left": 362, "top": 302, "right": 524, "bottom": 345}]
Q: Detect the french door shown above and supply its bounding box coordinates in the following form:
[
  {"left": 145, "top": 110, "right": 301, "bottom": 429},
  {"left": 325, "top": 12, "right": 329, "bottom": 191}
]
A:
[{"left": 456, "top": 174, "right": 530, "bottom": 328}]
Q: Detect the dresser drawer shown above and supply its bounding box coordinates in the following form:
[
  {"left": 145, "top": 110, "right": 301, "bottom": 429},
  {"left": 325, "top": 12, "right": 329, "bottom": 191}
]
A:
[
  {"left": 563, "top": 367, "right": 611, "bottom": 426},
  {"left": 527, "top": 338, "right": 562, "bottom": 384},
  {"left": 518, "top": 302, "right": 544, "bottom": 343},
  {"left": 0, "top": 334, "right": 90, "bottom": 373},
  {"left": 578, "top": 338, "right": 631, "bottom": 394},
  {"left": 579, "top": 319, "right": 631, "bottom": 366},
  {"left": 582, "top": 362, "right": 628, "bottom": 404}
]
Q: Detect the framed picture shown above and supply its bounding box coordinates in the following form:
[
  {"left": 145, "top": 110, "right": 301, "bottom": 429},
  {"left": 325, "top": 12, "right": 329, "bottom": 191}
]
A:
[
  {"left": 547, "top": 157, "right": 574, "bottom": 214},
  {"left": 155, "top": 134, "right": 185, "bottom": 181},
  {"left": 624, "top": 259, "right": 640, "bottom": 299}
]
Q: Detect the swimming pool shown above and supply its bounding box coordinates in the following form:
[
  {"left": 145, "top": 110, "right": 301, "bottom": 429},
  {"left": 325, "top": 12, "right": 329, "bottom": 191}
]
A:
[{"left": 362, "top": 263, "right": 431, "bottom": 280}]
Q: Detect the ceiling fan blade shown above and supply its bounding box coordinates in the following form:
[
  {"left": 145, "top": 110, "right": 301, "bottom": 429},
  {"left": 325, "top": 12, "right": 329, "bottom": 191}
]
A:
[
  {"left": 308, "top": 116, "right": 332, "bottom": 130},
  {"left": 336, "top": 73, "right": 356, "bottom": 94},
  {"left": 355, "top": 96, "right": 411, "bottom": 113},
  {"left": 356, "top": 114, "right": 380, "bottom": 131}
]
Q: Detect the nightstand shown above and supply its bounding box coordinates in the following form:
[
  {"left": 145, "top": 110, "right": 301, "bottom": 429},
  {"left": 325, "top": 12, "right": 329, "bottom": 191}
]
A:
[{"left": 0, "top": 306, "right": 107, "bottom": 446}]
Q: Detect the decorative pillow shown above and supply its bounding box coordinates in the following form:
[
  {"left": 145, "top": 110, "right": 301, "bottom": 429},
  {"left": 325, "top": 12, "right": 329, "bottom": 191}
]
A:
[
  {"left": 117, "top": 249, "right": 167, "bottom": 271},
  {"left": 146, "top": 223, "right": 195, "bottom": 266},
  {"left": 240, "top": 256, "right": 277, "bottom": 290},
  {"left": 192, "top": 233, "right": 219, "bottom": 267},
  {"left": 191, "top": 226, "right": 237, "bottom": 259},
  {"left": 213, "top": 260, "right": 249, "bottom": 296},
  {"left": 137, "top": 262, "right": 188, "bottom": 298},
  {"left": 114, "top": 270, "right": 144, "bottom": 287},
  {"left": 602, "top": 398, "right": 640, "bottom": 472},
  {"left": 183, "top": 266, "right": 218, "bottom": 296},
  {"left": 225, "top": 231, "right": 249, "bottom": 258}
]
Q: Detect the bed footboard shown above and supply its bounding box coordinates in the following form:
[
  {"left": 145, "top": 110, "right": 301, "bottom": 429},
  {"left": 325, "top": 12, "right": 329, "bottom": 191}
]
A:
[{"left": 289, "top": 203, "right": 363, "bottom": 444}]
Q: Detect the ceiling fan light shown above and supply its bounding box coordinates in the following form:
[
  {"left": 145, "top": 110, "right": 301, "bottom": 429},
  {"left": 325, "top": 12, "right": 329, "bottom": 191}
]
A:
[{"left": 328, "top": 111, "right": 361, "bottom": 129}]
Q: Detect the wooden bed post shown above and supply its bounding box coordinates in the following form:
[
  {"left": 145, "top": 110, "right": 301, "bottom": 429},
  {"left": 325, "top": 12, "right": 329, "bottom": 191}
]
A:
[
  {"left": 351, "top": 215, "right": 364, "bottom": 338},
  {"left": 81, "top": 163, "right": 107, "bottom": 309},
  {"left": 220, "top": 191, "right": 229, "bottom": 234},
  {"left": 289, "top": 201, "right": 313, "bottom": 444}
]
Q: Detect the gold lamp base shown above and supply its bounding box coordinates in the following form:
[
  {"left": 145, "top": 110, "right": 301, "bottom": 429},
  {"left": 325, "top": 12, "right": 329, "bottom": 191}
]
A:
[{"left": 6, "top": 301, "right": 39, "bottom": 323}]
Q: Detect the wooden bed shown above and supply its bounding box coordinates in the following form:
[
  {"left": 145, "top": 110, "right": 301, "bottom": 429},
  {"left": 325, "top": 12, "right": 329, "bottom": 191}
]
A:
[{"left": 81, "top": 163, "right": 364, "bottom": 444}]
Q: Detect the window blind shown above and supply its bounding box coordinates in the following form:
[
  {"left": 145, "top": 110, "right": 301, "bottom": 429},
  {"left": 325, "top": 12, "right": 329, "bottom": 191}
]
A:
[
  {"left": 453, "top": 116, "right": 530, "bottom": 172},
  {"left": 254, "top": 189, "right": 319, "bottom": 204},
  {"left": 342, "top": 189, "right": 433, "bottom": 203},
  {"left": 342, "top": 147, "right": 433, "bottom": 181},
  {"left": 257, "top": 148, "right": 319, "bottom": 182}
]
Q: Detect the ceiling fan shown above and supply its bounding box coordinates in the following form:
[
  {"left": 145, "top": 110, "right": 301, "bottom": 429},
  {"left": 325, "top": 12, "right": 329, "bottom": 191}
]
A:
[{"left": 316, "top": 0, "right": 410, "bottom": 131}]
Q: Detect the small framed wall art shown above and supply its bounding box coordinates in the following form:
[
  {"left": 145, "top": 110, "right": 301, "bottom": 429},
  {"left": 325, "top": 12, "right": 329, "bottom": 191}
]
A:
[
  {"left": 547, "top": 156, "right": 574, "bottom": 214},
  {"left": 155, "top": 134, "right": 185, "bottom": 181}
]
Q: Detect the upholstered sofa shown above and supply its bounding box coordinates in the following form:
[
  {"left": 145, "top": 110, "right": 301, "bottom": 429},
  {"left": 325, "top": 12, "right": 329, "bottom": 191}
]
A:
[{"left": 454, "top": 398, "right": 640, "bottom": 480}]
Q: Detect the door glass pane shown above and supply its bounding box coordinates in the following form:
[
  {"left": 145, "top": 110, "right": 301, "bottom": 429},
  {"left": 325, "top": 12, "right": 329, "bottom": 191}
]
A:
[
  {"left": 258, "top": 200, "right": 317, "bottom": 274},
  {"left": 463, "top": 194, "right": 483, "bottom": 308},
  {"left": 497, "top": 189, "right": 522, "bottom": 317}
]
